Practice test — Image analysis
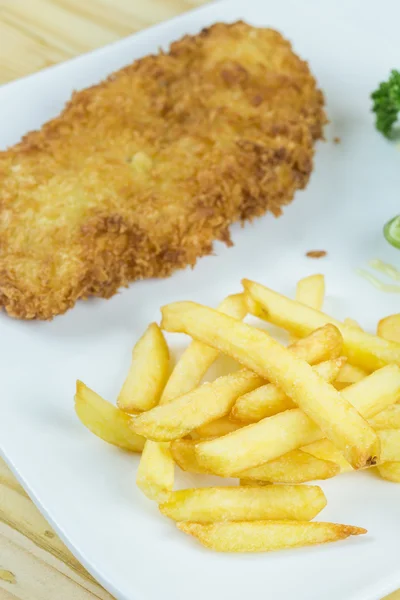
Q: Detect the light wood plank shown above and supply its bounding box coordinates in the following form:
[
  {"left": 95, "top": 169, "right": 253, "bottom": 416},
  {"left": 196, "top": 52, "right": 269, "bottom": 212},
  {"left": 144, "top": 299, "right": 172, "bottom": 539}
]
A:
[{"left": 0, "top": 526, "right": 112, "bottom": 600}]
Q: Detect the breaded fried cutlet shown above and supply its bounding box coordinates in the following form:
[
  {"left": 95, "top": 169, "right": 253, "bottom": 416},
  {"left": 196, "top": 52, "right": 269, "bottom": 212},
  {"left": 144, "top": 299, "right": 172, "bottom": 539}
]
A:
[{"left": 0, "top": 21, "right": 326, "bottom": 319}]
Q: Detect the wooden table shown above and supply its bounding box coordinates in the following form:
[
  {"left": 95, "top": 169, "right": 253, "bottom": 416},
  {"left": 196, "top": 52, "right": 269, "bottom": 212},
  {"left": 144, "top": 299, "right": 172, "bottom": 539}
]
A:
[{"left": 0, "top": 1, "right": 399, "bottom": 599}]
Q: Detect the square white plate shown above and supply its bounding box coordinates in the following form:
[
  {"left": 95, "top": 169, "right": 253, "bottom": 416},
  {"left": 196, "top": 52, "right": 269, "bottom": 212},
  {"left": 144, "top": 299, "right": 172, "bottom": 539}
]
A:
[{"left": 1, "top": 1, "right": 400, "bottom": 599}]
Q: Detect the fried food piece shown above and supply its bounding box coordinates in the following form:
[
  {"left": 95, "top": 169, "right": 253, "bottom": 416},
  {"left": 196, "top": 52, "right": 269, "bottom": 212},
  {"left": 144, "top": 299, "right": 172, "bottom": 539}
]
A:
[{"left": 0, "top": 21, "right": 325, "bottom": 319}]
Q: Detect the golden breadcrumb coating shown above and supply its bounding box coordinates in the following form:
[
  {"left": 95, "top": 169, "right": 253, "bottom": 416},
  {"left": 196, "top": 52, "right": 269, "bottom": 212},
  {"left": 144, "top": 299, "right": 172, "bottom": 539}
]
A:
[{"left": 0, "top": 21, "right": 326, "bottom": 319}]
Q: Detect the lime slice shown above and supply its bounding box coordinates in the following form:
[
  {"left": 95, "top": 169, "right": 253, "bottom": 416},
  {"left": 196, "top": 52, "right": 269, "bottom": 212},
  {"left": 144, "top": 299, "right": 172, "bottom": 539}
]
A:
[{"left": 384, "top": 215, "right": 400, "bottom": 249}]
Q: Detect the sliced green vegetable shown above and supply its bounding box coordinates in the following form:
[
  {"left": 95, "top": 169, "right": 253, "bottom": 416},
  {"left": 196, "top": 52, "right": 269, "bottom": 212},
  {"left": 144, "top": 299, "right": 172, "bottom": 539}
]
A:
[{"left": 384, "top": 215, "right": 400, "bottom": 249}]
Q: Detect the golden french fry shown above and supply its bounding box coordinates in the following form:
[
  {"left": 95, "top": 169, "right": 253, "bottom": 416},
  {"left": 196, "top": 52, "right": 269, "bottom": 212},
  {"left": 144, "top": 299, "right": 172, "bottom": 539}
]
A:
[
  {"left": 344, "top": 318, "right": 363, "bottom": 330},
  {"left": 171, "top": 438, "right": 210, "bottom": 474},
  {"left": 379, "top": 430, "right": 400, "bottom": 462},
  {"left": 341, "top": 364, "right": 400, "bottom": 418},
  {"left": 238, "top": 450, "right": 339, "bottom": 483},
  {"left": 297, "top": 274, "right": 325, "bottom": 308},
  {"left": 75, "top": 381, "right": 145, "bottom": 452},
  {"left": 117, "top": 323, "right": 169, "bottom": 413},
  {"left": 196, "top": 365, "right": 400, "bottom": 476},
  {"left": 378, "top": 314, "right": 400, "bottom": 344},
  {"left": 303, "top": 428, "right": 400, "bottom": 471},
  {"left": 302, "top": 439, "right": 353, "bottom": 473},
  {"left": 136, "top": 441, "right": 174, "bottom": 502},
  {"left": 161, "top": 302, "right": 378, "bottom": 469},
  {"left": 290, "top": 274, "right": 325, "bottom": 343},
  {"left": 243, "top": 279, "right": 400, "bottom": 370},
  {"left": 195, "top": 417, "right": 243, "bottom": 438},
  {"left": 232, "top": 358, "right": 345, "bottom": 423},
  {"left": 196, "top": 409, "right": 322, "bottom": 476},
  {"left": 283, "top": 324, "right": 343, "bottom": 363},
  {"left": 171, "top": 438, "right": 338, "bottom": 483},
  {"left": 131, "top": 370, "right": 264, "bottom": 442},
  {"left": 177, "top": 520, "right": 366, "bottom": 552},
  {"left": 369, "top": 405, "right": 400, "bottom": 429},
  {"left": 159, "top": 485, "right": 326, "bottom": 523},
  {"left": 377, "top": 462, "right": 400, "bottom": 482},
  {"left": 161, "top": 294, "right": 247, "bottom": 404},
  {"left": 335, "top": 363, "right": 368, "bottom": 386}
]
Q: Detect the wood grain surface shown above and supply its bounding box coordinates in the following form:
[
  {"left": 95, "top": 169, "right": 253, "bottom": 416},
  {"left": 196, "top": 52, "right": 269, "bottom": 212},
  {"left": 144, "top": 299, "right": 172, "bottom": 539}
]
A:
[{"left": 0, "top": 1, "right": 399, "bottom": 599}]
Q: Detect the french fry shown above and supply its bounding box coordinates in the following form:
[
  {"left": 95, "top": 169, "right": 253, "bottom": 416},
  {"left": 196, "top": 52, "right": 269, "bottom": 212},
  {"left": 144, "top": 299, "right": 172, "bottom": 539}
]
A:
[
  {"left": 161, "top": 294, "right": 247, "bottom": 404},
  {"left": 131, "top": 370, "right": 264, "bottom": 441},
  {"left": 136, "top": 441, "right": 174, "bottom": 502},
  {"left": 344, "top": 317, "right": 363, "bottom": 330},
  {"left": 159, "top": 485, "right": 326, "bottom": 523},
  {"left": 378, "top": 314, "right": 400, "bottom": 344},
  {"left": 303, "top": 429, "right": 400, "bottom": 472},
  {"left": 232, "top": 358, "right": 345, "bottom": 423},
  {"left": 295, "top": 274, "right": 325, "bottom": 310},
  {"left": 171, "top": 438, "right": 338, "bottom": 482},
  {"left": 379, "top": 430, "right": 400, "bottom": 462},
  {"left": 377, "top": 462, "right": 400, "bottom": 482},
  {"left": 243, "top": 279, "right": 400, "bottom": 370},
  {"left": 177, "top": 521, "right": 366, "bottom": 552},
  {"left": 302, "top": 439, "right": 353, "bottom": 473},
  {"left": 195, "top": 409, "right": 322, "bottom": 476},
  {"left": 171, "top": 438, "right": 210, "bottom": 474},
  {"left": 196, "top": 365, "right": 400, "bottom": 476},
  {"left": 341, "top": 364, "right": 400, "bottom": 418},
  {"left": 290, "top": 274, "right": 325, "bottom": 343},
  {"left": 335, "top": 363, "right": 368, "bottom": 386},
  {"left": 238, "top": 450, "right": 339, "bottom": 483},
  {"left": 195, "top": 417, "right": 243, "bottom": 438},
  {"left": 161, "top": 302, "right": 378, "bottom": 469},
  {"left": 117, "top": 323, "right": 169, "bottom": 413},
  {"left": 75, "top": 381, "right": 145, "bottom": 452},
  {"left": 369, "top": 405, "right": 400, "bottom": 429}
]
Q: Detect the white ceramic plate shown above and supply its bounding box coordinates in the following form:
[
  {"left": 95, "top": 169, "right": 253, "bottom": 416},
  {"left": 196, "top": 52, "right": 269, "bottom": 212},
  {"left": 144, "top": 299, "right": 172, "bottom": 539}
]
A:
[{"left": 1, "top": 1, "right": 400, "bottom": 599}]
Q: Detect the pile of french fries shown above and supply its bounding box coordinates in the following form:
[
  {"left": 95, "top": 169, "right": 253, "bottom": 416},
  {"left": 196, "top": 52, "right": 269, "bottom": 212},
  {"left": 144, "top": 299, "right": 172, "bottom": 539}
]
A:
[{"left": 75, "top": 275, "right": 400, "bottom": 553}]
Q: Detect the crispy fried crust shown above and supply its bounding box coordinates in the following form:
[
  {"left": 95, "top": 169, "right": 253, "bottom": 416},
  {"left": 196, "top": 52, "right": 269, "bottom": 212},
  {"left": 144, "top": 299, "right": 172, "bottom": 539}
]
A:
[{"left": 0, "top": 21, "right": 326, "bottom": 319}]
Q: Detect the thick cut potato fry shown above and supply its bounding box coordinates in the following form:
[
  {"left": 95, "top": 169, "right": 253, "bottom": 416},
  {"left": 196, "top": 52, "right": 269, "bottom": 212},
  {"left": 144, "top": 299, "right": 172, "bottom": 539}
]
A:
[
  {"left": 341, "top": 364, "right": 400, "bottom": 418},
  {"left": 344, "top": 318, "right": 363, "bottom": 330},
  {"left": 296, "top": 274, "right": 325, "bottom": 309},
  {"left": 171, "top": 438, "right": 210, "bottom": 474},
  {"left": 117, "top": 323, "right": 169, "bottom": 413},
  {"left": 378, "top": 314, "right": 400, "bottom": 344},
  {"left": 302, "top": 439, "right": 353, "bottom": 473},
  {"left": 196, "top": 409, "right": 322, "bottom": 476},
  {"left": 136, "top": 441, "right": 174, "bottom": 502},
  {"left": 196, "top": 366, "right": 400, "bottom": 476},
  {"left": 379, "top": 430, "right": 400, "bottom": 462},
  {"left": 177, "top": 520, "right": 366, "bottom": 552},
  {"left": 303, "top": 429, "right": 400, "bottom": 471},
  {"left": 238, "top": 450, "right": 339, "bottom": 483},
  {"left": 171, "top": 439, "right": 338, "bottom": 482},
  {"left": 195, "top": 417, "right": 243, "bottom": 438},
  {"left": 369, "top": 405, "right": 400, "bottom": 429},
  {"left": 131, "top": 370, "right": 264, "bottom": 441},
  {"left": 159, "top": 485, "right": 326, "bottom": 523},
  {"left": 161, "top": 294, "right": 246, "bottom": 404},
  {"left": 290, "top": 274, "right": 325, "bottom": 342},
  {"left": 161, "top": 302, "right": 378, "bottom": 469},
  {"left": 243, "top": 279, "right": 400, "bottom": 370},
  {"left": 232, "top": 358, "right": 344, "bottom": 423},
  {"left": 377, "top": 462, "right": 400, "bottom": 482},
  {"left": 335, "top": 363, "right": 368, "bottom": 386},
  {"left": 75, "top": 382, "right": 145, "bottom": 452}
]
